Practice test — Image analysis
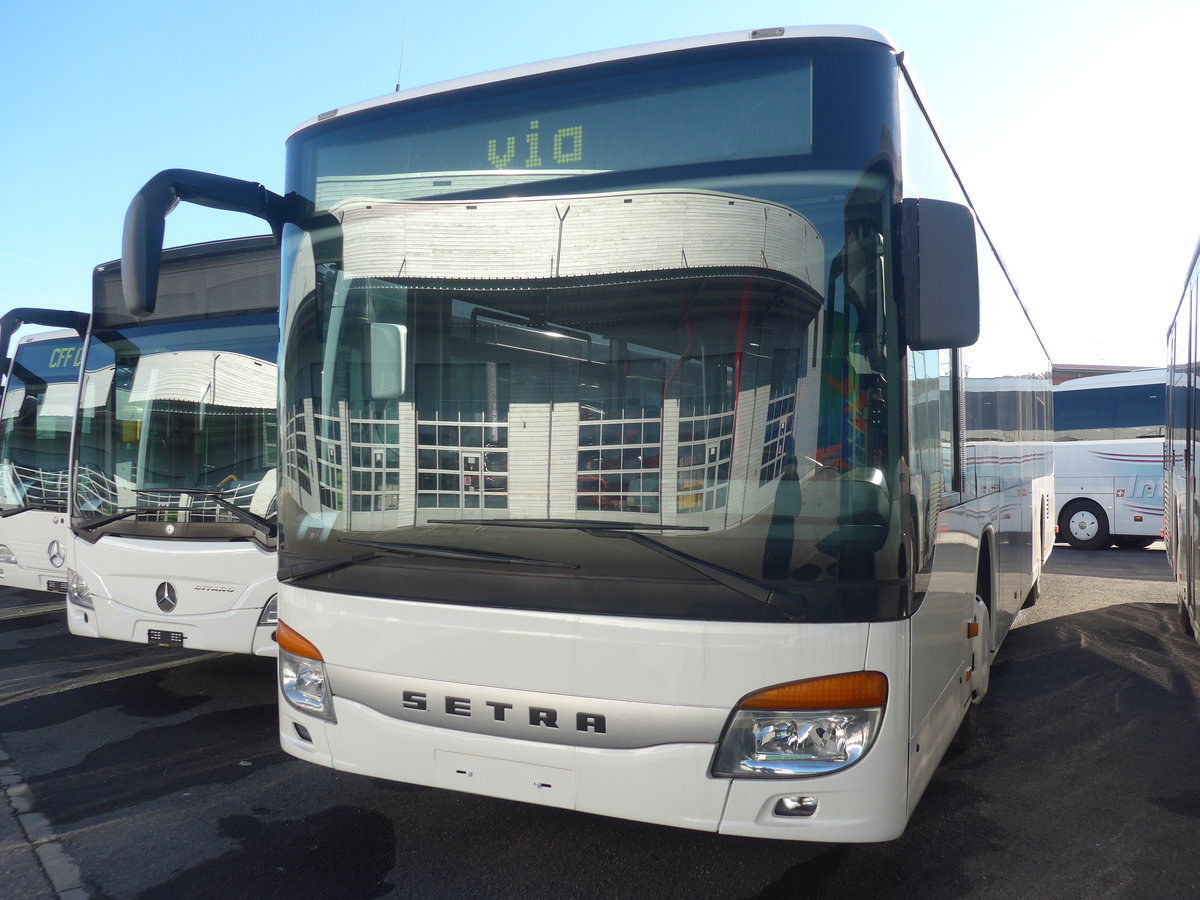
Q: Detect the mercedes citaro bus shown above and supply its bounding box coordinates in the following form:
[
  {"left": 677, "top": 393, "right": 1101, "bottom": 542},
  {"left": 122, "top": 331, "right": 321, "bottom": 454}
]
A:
[
  {"left": 65, "top": 237, "right": 281, "bottom": 656},
  {"left": 0, "top": 310, "right": 89, "bottom": 595},
  {"left": 118, "top": 26, "right": 1052, "bottom": 841}
]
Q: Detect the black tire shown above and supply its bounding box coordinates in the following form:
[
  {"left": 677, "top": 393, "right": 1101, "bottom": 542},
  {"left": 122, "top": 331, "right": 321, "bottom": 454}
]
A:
[
  {"left": 948, "top": 702, "right": 979, "bottom": 755},
  {"left": 1060, "top": 499, "right": 1110, "bottom": 550},
  {"left": 1181, "top": 600, "right": 1196, "bottom": 638},
  {"left": 1113, "top": 536, "right": 1156, "bottom": 549}
]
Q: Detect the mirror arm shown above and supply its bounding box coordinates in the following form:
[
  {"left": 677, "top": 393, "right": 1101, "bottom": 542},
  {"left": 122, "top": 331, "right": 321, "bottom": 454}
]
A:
[
  {"left": 122, "top": 168, "right": 299, "bottom": 317},
  {"left": 0, "top": 307, "right": 90, "bottom": 375}
]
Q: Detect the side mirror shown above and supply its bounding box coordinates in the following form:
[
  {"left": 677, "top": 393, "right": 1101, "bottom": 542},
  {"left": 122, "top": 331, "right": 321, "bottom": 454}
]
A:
[
  {"left": 122, "top": 169, "right": 291, "bottom": 317},
  {"left": 0, "top": 307, "right": 90, "bottom": 376},
  {"left": 369, "top": 323, "right": 408, "bottom": 398},
  {"left": 899, "top": 198, "right": 980, "bottom": 349}
]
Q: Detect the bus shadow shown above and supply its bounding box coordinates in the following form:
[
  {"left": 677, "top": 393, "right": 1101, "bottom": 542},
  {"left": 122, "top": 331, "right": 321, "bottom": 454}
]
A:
[{"left": 1045, "top": 546, "right": 1172, "bottom": 582}]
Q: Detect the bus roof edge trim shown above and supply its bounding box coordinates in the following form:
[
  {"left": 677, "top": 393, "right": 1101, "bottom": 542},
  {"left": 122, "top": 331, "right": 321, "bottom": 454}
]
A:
[{"left": 288, "top": 25, "right": 896, "bottom": 140}]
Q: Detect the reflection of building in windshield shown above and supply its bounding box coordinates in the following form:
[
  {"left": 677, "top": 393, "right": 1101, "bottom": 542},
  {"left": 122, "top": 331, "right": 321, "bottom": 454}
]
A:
[
  {"left": 0, "top": 340, "right": 81, "bottom": 511},
  {"left": 76, "top": 350, "right": 277, "bottom": 522},
  {"left": 315, "top": 170, "right": 600, "bottom": 208},
  {"left": 286, "top": 189, "right": 837, "bottom": 534}
]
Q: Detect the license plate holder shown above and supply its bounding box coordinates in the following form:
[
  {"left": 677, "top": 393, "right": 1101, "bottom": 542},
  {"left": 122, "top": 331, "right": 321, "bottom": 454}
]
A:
[{"left": 147, "top": 629, "right": 186, "bottom": 648}]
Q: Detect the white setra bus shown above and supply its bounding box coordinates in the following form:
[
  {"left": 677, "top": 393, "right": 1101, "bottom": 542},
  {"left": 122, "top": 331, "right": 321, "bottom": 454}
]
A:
[
  {"left": 1054, "top": 368, "right": 1165, "bottom": 550},
  {"left": 0, "top": 311, "right": 89, "bottom": 595},
  {"left": 1166, "top": 237, "right": 1200, "bottom": 645},
  {"left": 65, "top": 237, "right": 282, "bottom": 655},
  {"left": 120, "top": 26, "right": 1052, "bottom": 841}
]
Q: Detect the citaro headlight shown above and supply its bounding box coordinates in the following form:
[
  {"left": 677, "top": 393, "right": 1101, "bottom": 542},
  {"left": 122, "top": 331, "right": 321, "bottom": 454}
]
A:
[{"left": 67, "top": 570, "right": 94, "bottom": 610}]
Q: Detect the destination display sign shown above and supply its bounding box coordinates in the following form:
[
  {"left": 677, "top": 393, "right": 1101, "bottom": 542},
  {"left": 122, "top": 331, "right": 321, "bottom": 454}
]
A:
[
  {"left": 12, "top": 338, "right": 83, "bottom": 382},
  {"left": 300, "top": 57, "right": 813, "bottom": 208}
]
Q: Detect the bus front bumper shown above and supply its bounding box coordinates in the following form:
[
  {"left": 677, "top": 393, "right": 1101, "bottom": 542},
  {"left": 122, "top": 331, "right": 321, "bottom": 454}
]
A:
[{"left": 279, "top": 694, "right": 910, "bottom": 842}]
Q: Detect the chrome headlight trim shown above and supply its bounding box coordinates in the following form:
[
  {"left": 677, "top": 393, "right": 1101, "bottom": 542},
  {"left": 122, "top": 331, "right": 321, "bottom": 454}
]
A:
[
  {"left": 712, "top": 706, "right": 884, "bottom": 778},
  {"left": 66, "top": 570, "right": 94, "bottom": 610},
  {"left": 258, "top": 594, "right": 279, "bottom": 626},
  {"left": 279, "top": 648, "right": 336, "bottom": 722}
]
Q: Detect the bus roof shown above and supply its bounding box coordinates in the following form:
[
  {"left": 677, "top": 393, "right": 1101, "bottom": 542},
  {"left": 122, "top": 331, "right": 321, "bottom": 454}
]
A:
[
  {"left": 1054, "top": 368, "right": 1167, "bottom": 391},
  {"left": 289, "top": 25, "right": 895, "bottom": 139},
  {"left": 16, "top": 328, "right": 81, "bottom": 347}
]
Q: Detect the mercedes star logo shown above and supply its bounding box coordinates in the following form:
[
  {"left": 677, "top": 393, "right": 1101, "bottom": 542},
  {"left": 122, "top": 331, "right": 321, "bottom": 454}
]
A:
[
  {"left": 47, "top": 540, "right": 65, "bottom": 568},
  {"left": 155, "top": 582, "right": 178, "bottom": 613}
]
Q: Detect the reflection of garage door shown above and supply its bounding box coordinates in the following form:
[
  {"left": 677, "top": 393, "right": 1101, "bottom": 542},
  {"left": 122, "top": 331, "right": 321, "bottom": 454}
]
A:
[{"left": 416, "top": 424, "right": 510, "bottom": 511}]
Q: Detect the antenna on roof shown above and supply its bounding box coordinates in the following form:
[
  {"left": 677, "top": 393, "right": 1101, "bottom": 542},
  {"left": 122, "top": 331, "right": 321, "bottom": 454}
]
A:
[{"left": 394, "top": 17, "right": 410, "bottom": 91}]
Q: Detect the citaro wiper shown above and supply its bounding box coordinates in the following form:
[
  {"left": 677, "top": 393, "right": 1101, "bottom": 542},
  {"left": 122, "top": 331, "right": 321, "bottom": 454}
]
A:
[
  {"left": 133, "top": 488, "right": 276, "bottom": 539},
  {"left": 0, "top": 500, "right": 64, "bottom": 519},
  {"left": 340, "top": 538, "right": 576, "bottom": 568},
  {"left": 75, "top": 507, "right": 156, "bottom": 532}
]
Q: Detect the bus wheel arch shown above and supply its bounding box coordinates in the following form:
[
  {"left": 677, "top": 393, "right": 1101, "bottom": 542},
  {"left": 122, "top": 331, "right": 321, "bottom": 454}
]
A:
[
  {"left": 972, "top": 531, "right": 995, "bottom": 685},
  {"left": 1060, "top": 498, "right": 1111, "bottom": 550},
  {"left": 951, "top": 532, "right": 995, "bottom": 753},
  {"left": 1180, "top": 597, "right": 1196, "bottom": 638}
]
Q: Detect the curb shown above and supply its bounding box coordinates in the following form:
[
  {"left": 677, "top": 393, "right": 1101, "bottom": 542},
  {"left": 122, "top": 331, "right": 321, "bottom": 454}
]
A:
[{"left": 0, "top": 738, "right": 88, "bottom": 899}]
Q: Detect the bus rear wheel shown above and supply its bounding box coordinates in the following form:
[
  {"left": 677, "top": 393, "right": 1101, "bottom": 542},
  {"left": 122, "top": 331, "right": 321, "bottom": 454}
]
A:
[{"left": 1060, "top": 499, "right": 1110, "bottom": 550}]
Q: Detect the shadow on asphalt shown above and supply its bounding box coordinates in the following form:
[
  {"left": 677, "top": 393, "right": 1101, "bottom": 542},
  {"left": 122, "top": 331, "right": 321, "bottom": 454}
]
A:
[{"left": 1046, "top": 545, "right": 1172, "bottom": 582}]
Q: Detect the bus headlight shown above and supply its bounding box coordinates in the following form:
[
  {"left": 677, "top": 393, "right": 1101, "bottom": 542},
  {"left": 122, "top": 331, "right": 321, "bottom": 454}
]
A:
[
  {"left": 278, "top": 622, "right": 336, "bottom": 722},
  {"left": 712, "top": 672, "right": 887, "bottom": 777},
  {"left": 280, "top": 650, "right": 336, "bottom": 721},
  {"left": 0, "top": 544, "right": 16, "bottom": 564},
  {"left": 258, "top": 594, "right": 278, "bottom": 626},
  {"left": 67, "top": 570, "right": 94, "bottom": 609}
]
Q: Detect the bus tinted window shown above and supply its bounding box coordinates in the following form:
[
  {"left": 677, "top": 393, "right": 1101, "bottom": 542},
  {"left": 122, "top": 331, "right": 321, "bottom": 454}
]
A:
[{"left": 1054, "top": 383, "right": 1164, "bottom": 439}]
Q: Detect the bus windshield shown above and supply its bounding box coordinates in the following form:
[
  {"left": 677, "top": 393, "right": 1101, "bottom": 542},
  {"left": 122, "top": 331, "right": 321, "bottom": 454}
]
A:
[
  {"left": 0, "top": 336, "right": 82, "bottom": 512},
  {"left": 278, "top": 37, "right": 905, "bottom": 621},
  {"left": 72, "top": 313, "right": 278, "bottom": 542}
]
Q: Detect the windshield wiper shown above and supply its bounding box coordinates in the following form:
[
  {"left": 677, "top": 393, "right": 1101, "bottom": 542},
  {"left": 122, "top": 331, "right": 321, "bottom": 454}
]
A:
[
  {"left": 133, "top": 488, "right": 276, "bottom": 540},
  {"left": 340, "top": 538, "right": 576, "bottom": 568},
  {"left": 75, "top": 507, "right": 158, "bottom": 532},
  {"left": 429, "top": 517, "right": 804, "bottom": 617},
  {"left": 280, "top": 551, "right": 382, "bottom": 583},
  {"left": 602, "top": 530, "right": 804, "bottom": 615},
  {"left": 429, "top": 518, "right": 709, "bottom": 533},
  {"left": 0, "top": 501, "right": 64, "bottom": 519},
  {"left": 280, "top": 538, "right": 574, "bottom": 583}
]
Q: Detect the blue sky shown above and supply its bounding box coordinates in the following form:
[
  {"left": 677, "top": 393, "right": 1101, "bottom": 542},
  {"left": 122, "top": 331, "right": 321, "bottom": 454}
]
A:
[{"left": 3, "top": 0, "right": 1196, "bottom": 366}]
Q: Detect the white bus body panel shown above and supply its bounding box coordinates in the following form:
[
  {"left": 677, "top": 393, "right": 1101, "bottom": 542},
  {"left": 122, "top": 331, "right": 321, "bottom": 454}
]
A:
[
  {"left": 279, "top": 585, "right": 923, "bottom": 842},
  {"left": 0, "top": 510, "right": 71, "bottom": 593},
  {"left": 66, "top": 536, "right": 278, "bottom": 656},
  {"left": 1054, "top": 440, "right": 1164, "bottom": 539}
]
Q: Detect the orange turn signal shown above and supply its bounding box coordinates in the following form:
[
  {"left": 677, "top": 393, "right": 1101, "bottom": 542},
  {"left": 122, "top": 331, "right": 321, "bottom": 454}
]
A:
[
  {"left": 967, "top": 619, "right": 980, "bottom": 639},
  {"left": 738, "top": 671, "right": 888, "bottom": 710},
  {"left": 277, "top": 621, "right": 323, "bottom": 661}
]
